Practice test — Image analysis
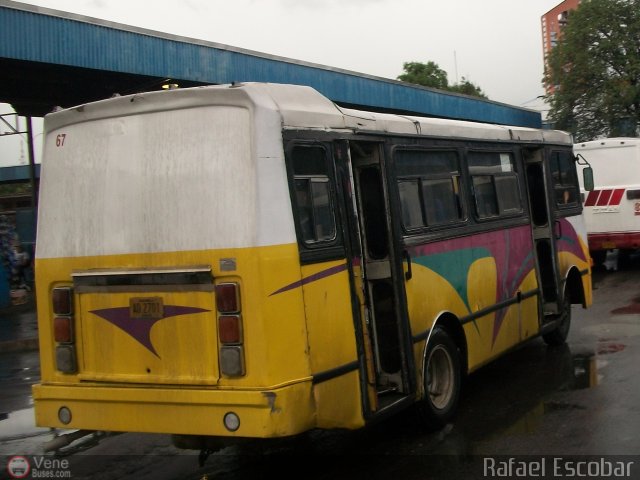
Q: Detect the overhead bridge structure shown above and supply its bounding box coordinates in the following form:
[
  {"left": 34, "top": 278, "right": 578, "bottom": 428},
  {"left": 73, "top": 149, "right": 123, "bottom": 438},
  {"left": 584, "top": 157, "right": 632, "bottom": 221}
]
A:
[{"left": 0, "top": 0, "right": 540, "bottom": 127}]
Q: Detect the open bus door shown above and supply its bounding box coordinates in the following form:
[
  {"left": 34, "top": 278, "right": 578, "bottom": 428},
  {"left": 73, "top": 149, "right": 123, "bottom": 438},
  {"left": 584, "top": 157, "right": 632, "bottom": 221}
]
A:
[
  {"left": 334, "top": 140, "right": 415, "bottom": 416},
  {"left": 523, "top": 148, "right": 563, "bottom": 320}
]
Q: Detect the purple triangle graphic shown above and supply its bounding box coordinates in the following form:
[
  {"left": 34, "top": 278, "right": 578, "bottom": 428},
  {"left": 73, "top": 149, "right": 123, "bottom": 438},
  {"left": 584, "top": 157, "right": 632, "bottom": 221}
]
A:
[{"left": 90, "top": 305, "right": 211, "bottom": 357}]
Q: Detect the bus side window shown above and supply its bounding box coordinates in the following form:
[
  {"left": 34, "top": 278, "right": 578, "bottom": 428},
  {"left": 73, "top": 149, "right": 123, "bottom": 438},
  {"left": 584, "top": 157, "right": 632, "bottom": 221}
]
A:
[
  {"left": 290, "top": 145, "right": 337, "bottom": 245},
  {"left": 472, "top": 175, "right": 499, "bottom": 218},
  {"left": 468, "top": 151, "right": 522, "bottom": 219},
  {"left": 550, "top": 150, "right": 580, "bottom": 206},
  {"left": 398, "top": 179, "right": 424, "bottom": 229},
  {"left": 294, "top": 179, "right": 315, "bottom": 242},
  {"left": 395, "top": 149, "right": 464, "bottom": 230}
]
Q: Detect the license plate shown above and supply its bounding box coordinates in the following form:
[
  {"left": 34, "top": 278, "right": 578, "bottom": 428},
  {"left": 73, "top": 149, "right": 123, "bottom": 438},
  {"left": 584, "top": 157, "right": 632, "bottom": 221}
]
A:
[
  {"left": 130, "top": 297, "right": 164, "bottom": 319},
  {"left": 601, "top": 242, "right": 616, "bottom": 249}
]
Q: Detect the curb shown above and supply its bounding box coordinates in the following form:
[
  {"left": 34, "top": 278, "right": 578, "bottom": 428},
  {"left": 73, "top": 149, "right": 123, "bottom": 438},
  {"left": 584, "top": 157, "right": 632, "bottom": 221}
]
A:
[{"left": 0, "top": 338, "right": 39, "bottom": 353}]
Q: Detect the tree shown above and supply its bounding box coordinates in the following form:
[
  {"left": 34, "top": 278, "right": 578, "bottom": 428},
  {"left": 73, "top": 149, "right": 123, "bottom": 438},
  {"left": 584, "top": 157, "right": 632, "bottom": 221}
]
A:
[
  {"left": 448, "top": 77, "right": 487, "bottom": 99},
  {"left": 397, "top": 61, "right": 487, "bottom": 99},
  {"left": 397, "top": 61, "right": 449, "bottom": 90},
  {"left": 544, "top": 0, "right": 640, "bottom": 141}
]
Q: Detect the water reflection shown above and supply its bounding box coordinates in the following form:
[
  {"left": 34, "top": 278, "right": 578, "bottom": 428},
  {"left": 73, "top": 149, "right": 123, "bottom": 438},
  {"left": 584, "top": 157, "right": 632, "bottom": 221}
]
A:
[
  {"left": 0, "top": 299, "right": 38, "bottom": 344},
  {"left": 570, "top": 353, "right": 598, "bottom": 390},
  {"left": 193, "top": 338, "right": 618, "bottom": 479},
  {"left": 452, "top": 340, "right": 608, "bottom": 448},
  {"left": 0, "top": 407, "right": 49, "bottom": 442}
]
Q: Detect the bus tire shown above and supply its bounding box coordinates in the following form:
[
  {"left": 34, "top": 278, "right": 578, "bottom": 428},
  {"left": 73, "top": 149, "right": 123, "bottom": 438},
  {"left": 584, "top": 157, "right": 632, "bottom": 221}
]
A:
[
  {"left": 417, "top": 327, "right": 461, "bottom": 430},
  {"left": 543, "top": 293, "right": 571, "bottom": 346}
]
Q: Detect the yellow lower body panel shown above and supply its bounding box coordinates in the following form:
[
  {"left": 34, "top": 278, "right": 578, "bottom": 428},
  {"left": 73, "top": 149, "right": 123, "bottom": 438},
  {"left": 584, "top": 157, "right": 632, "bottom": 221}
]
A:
[{"left": 33, "top": 380, "right": 316, "bottom": 438}]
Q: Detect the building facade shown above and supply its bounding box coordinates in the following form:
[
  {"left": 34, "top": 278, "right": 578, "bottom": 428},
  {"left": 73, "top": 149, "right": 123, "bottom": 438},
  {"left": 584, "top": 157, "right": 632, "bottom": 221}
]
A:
[{"left": 541, "top": 0, "right": 581, "bottom": 94}]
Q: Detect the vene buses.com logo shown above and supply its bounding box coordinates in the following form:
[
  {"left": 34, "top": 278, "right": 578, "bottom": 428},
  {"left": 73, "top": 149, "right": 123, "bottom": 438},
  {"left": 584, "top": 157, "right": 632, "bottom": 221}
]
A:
[
  {"left": 6, "top": 456, "right": 30, "bottom": 479},
  {"left": 6, "top": 455, "right": 72, "bottom": 478}
]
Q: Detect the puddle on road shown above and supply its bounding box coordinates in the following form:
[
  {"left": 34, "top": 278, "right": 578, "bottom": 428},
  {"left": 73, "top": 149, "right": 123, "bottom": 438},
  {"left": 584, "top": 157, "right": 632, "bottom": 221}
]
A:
[
  {"left": 471, "top": 342, "right": 621, "bottom": 443},
  {"left": 0, "top": 407, "right": 49, "bottom": 442},
  {"left": 570, "top": 353, "right": 599, "bottom": 390},
  {"left": 0, "top": 366, "right": 35, "bottom": 382},
  {"left": 559, "top": 338, "right": 626, "bottom": 391}
]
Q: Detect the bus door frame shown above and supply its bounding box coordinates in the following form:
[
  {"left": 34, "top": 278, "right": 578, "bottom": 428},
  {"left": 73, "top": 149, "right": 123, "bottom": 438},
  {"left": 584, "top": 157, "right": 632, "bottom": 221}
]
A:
[
  {"left": 523, "top": 147, "right": 563, "bottom": 319},
  {"left": 333, "top": 139, "right": 416, "bottom": 416}
]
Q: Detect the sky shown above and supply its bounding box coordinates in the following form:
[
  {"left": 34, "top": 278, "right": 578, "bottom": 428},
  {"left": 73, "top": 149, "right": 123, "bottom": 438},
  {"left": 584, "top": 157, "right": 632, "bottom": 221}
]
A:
[{"left": 0, "top": 0, "right": 562, "bottom": 167}]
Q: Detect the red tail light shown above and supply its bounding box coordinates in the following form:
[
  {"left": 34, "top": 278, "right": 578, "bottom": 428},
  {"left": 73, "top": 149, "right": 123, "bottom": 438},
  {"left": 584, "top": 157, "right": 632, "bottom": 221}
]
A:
[
  {"left": 52, "top": 287, "right": 76, "bottom": 373},
  {"left": 216, "top": 283, "right": 240, "bottom": 313},
  {"left": 52, "top": 287, "right": 73, "bottom": 315},
  {"left": 53, "top": 316, "right": 73, "bottom": 343},
  {"left": 218, "top": 315, "right": 242, "bottom": 344},
  {"left": 216, "top": 282, "right": 245, "bottom": 376}
]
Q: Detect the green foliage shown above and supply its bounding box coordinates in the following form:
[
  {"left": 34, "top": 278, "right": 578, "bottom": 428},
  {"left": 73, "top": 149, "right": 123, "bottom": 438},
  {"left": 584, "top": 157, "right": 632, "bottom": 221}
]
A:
[
  {"left": 0, "top": 183, "right": 31, "bottom": 196},
  {"left": 397, "top": 62, "right": 488, "bottom": 99},
  {"left": 448, "top": 77, "right": 487, "bottom": 99},
  {"left": 398, "top": 61, "right": 449, "bottom": 90},
  {"left": 545, "top": 0, "right": 640, "bottom": 141}
]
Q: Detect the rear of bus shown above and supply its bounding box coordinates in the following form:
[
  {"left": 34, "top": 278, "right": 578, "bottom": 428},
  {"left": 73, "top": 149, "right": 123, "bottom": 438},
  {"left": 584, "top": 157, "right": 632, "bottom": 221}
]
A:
[
  {"left": 32, "top": 85, "right": 320, "bottom": 443},
  {"left": 575, "top": 138, "right": 640, "bottom": 263}
]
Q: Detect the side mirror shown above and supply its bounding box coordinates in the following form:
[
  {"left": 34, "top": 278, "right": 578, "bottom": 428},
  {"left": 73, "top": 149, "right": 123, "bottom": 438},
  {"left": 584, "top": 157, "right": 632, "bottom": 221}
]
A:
[
  {"left": 575, "top": 153, "right": 594, "bottom": 191},
  {"left": 582, "top": 166, "right": 594, "bottom": 191}
]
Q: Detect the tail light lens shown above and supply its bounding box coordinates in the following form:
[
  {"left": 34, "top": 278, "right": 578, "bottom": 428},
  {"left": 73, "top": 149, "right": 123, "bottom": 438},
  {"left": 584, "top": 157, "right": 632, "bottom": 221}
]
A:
[
  {"left": 219, "top": 347, "right": 245, "bottom": 377},
  {"left": 216, "top": 283, "right": 240, "bottom": 313},
  {"left": 55, "top": 345, "right": 77, "bottom": 374},
  {"left": 52, "top": 287, "right": 77, "bottom": 373},
  {"left": 216, "top": 282, "right": 245, "bottom": 377},
  {"left": 52, "top": 287, "right": 73, "bottom": 315},
  {"left": 218, "top": 315, "right": 242, "bottom": 344},
  {"left": 53, "top": 316, "right": 74, "bottom": 343}
]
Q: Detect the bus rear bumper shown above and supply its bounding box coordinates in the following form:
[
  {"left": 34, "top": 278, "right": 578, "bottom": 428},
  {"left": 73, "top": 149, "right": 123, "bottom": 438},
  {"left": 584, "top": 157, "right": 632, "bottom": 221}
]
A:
[
  {"left": 588, "top": 231, "right": 640, "bottom": 251},
  {"left": 32, "top": 380, "right": 316, "bottom": 438}
]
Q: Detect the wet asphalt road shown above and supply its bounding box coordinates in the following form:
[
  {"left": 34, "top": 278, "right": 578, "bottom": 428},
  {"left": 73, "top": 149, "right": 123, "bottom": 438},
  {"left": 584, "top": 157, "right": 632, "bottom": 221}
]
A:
[{"left": 1, "top": 251, "right": 639, "bottom": 479}]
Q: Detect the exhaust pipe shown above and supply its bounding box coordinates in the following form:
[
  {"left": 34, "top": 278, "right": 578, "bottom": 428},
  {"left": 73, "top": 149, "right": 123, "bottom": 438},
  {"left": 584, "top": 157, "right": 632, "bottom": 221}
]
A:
[{"left": 43, "top": 430, "right": 98, "bottom": 452}]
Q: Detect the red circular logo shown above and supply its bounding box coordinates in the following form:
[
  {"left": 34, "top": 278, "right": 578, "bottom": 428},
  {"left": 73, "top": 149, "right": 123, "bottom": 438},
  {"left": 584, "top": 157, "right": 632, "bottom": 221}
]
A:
[{"left": 6, "top": 456, "right": 30, "bottom": 479}]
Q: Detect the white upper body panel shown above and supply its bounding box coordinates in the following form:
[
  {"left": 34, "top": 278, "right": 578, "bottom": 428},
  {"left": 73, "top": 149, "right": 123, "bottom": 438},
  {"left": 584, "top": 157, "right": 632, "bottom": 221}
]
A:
[
  {"left": 575, "top": 138, "right": 640, "bottom": 188},
  {"left": 37, "top": 83, "right": 572, "bottom": 259},
  {"left": 574, "top": 138, "right": 640, "bottom": 235}
]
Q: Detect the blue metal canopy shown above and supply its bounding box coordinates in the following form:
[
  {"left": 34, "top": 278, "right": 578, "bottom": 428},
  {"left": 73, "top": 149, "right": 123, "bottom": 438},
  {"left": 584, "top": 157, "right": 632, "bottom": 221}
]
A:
[
  {"left": 0, "top": 0, "right": 541, "bottom": 127},
  {"left": 0, "top": 164, "right": 40, "bottom": 184}
]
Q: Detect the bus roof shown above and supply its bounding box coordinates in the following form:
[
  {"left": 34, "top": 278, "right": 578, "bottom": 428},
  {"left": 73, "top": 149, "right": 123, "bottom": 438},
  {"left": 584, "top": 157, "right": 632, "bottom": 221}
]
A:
[
  {"left": 574, "top": 138, "right": 640, "bottom": 150},
  {"left": 45, "top": 82, "right": 572, "bottom": 145}
]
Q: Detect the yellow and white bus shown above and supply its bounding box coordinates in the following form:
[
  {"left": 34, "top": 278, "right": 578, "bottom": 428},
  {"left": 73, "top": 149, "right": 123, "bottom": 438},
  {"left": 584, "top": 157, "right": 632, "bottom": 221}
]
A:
[{"left": 33, "top": 83, "right": 592, "bottom": 452}]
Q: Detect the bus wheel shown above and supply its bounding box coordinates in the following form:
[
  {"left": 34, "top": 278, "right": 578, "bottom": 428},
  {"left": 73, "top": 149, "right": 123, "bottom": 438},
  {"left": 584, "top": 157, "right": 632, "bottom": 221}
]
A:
[
  {"left": 417, "top": 327, "right": 461, "bottom": 430},
  {"left": 543, "top": 293, "right": 572, "bottom": 346}
]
